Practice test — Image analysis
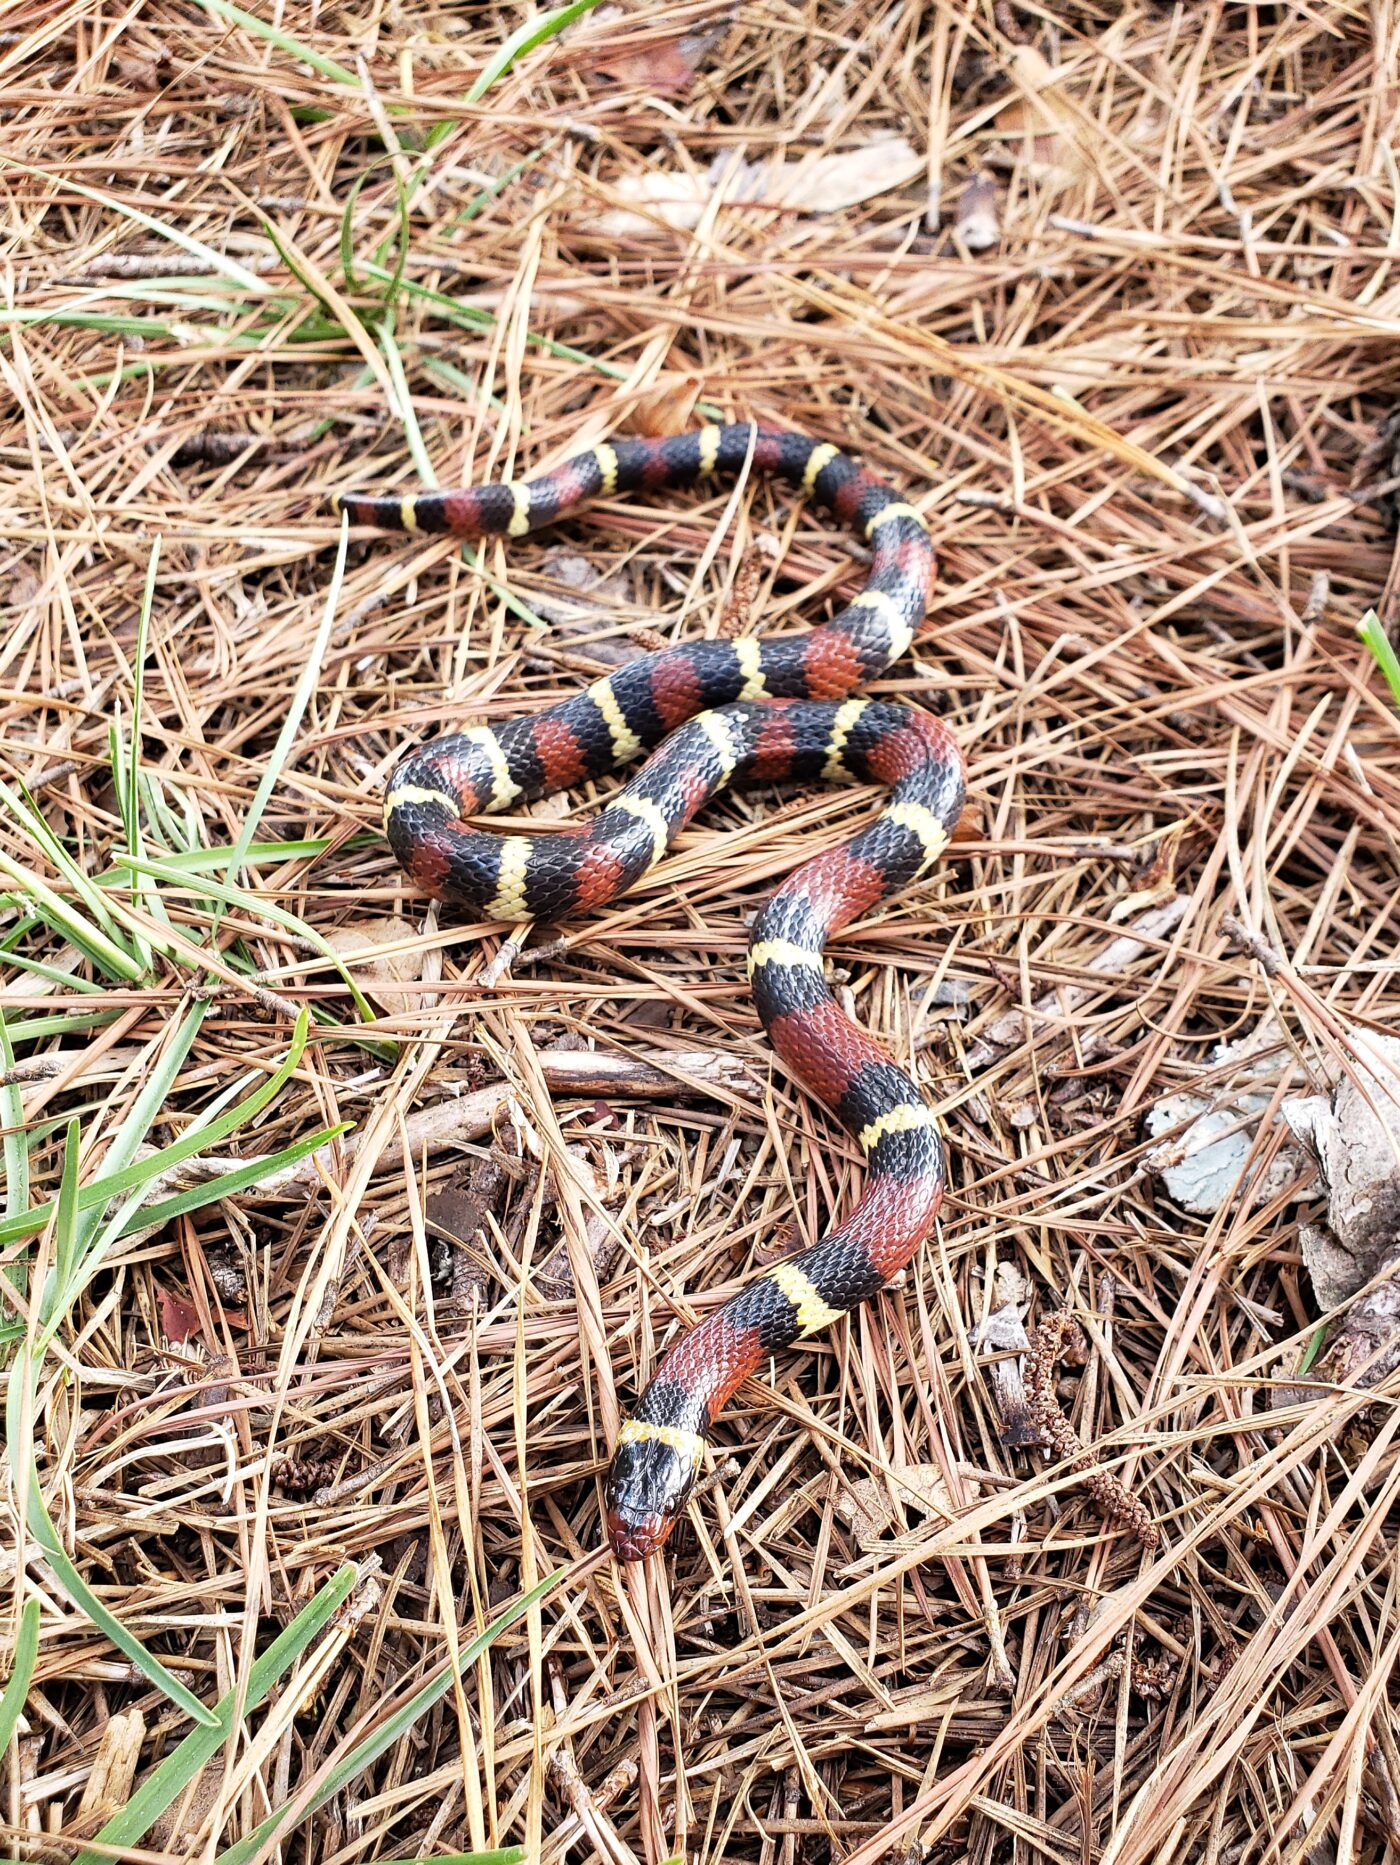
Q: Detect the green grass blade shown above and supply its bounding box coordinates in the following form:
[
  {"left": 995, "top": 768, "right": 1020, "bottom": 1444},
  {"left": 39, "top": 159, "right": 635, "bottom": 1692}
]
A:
[
  {"left": 1358, "top": 608, "right": 1400, "bottom": 710},
  {"left": 0, "top": 780, "right": 122, "bottom": 929},
  {"left": 112, "top": 857, "right": 378, "bottom": 1024},
  {"left": 451, "top": 145, "right": 552, "bottom": 224},
  {"left": 0, "top": 948, "right": 108, "bottom": 994},
  {"left": 375, "top": 168, "right": 415, "bottom": 294},
  {"left": 108, "top": 714, "right": 131, "bottom": 845},
  {"left": 4, "top": 1012, "right": 118, "bottom": 1044},
  {"left": 419, "top": 354, "right": 504, "bottom": 415},
  {"left": 339, "top": 162, "right": 414, "bottom": 298},
  {"left": 193, "top": 0, "right": 359, "bottom": 87},
  {"left": 50, "top": 1119, "right": 81, "bottom": 1306},
  {"left": 465, "top": 0, "right": 605, "bottom": 102},
  {"left": 0, "top": 881, "right": 140, "bottom": 982},
  {"left": 137, "top": 769, "right": 202, "bottom": 856},
  {"left": 56, "top": 1041, "right": 293, "bottom": 1318},
  {"left": 72, "top": 1564, "right": 360, "bottom": 1865},
  {"left": 377, "top": 309, "right": 436, "bottom": 485},
  {"left": 116, "top": 545, "right": 174, "bottom": 952},
  {"left": 0, "top": 159, "right": 269, "bottom": 296},
  {"left": 0, "top": 1597, "right": 40, "bottom": 1757},
  {"left": 142, "top": 838, "right": 336, "bottom": 871},
  {"left": 259, "top": 218, "right": 356, "bottom": 339},
  {"left": 214, "top": 517, "right": 349, "bottom": 920},
  {"left": 107, "top": 713, "right": 154, "bottom": 973},
  {"left": 13, "top": 1474, "right": 216, "bottom": 1723},
  {"left": 356, "top": 260, "right": 630, "bottom": 378},
  {"left": 128, "top": 541, "right": 157, "bottom": 842},
  {"left": 4, "top": 1008, "right": 329, "bottom": 1730},
  {"left": 4, "top": 1372, "right": 218, "bottom": 1730},
  {"left": 374, "top": 1854, "right": 526, "bottom": 1865},
  {"left": 0, "top": 1121, "right": 350, "bottom": 1254},
  {"left": 0, "top": 1008, "right": 311, "bottom": 1252},
  {"left": 56, "top": 1007, "right": 306, "bottom": 1219},
  {"left": 0, "top": 1009, "right": 30, "bottom": 1288},
  {"left": 0, "top": 910, "right": 42, "bottom": 949},
  {"left": 214, "top": 1568, "right": 564, "bottom": 1865},
  {"left": 338, "top": 166, "right": 375, "bottom": 293},
  {"left": 127, "top": 1121, "right": 351, "bottom": 1235},
  {"left": 1297, "top": 1323, "right": 1329, "bottom": 1375},
  {"left": 0, "top": 847, "right": 144, "bottom": 982},
  {"left": 0, "top": 308, "right": 186, "bottom": 338},
  {"left": 0, "top": 781, "right": 142, "bottom": 962},
  {"left": 51, "top": 1002, "right": 207, "bottom": 1291}
]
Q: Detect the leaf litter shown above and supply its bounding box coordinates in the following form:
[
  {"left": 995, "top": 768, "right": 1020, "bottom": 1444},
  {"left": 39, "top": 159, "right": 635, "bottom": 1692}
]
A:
[{"left": 2, "top": 3, "right": 1400, "bottom": 1863}]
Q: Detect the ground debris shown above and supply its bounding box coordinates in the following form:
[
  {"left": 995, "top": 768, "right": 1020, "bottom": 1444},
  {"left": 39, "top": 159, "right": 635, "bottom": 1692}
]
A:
[
  {"left": 4, "top": 4, "right": 1398, "bottom": 1859},
  {"left": 1146, "top": 1022, "right": 1304, "bottom": 1215},
  {"left": 1283, "top": 1033, "right": 1400, "bottom": 1393}
]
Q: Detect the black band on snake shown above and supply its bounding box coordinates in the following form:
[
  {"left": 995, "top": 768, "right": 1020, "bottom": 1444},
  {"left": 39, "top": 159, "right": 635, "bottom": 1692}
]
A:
[{"left": 334, "top": 422, "right": 966, "bottom": 1560}]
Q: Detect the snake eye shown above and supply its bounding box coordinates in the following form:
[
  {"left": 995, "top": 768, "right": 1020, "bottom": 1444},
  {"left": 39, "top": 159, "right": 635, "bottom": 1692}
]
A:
[{"left": 605, "top": 1434, "right": 700, "bottom": 1561}]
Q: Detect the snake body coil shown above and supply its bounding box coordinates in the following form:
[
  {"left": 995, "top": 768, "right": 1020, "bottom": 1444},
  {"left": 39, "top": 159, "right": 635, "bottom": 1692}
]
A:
[{"left": 336, "top": 423, "right": 966, "bottom": 1560}]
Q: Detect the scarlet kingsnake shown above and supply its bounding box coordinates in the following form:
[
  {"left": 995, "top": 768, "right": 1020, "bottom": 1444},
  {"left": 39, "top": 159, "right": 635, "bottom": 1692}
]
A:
[{"left": 335, "top": 423, "right": 966, "bottom": 1561}]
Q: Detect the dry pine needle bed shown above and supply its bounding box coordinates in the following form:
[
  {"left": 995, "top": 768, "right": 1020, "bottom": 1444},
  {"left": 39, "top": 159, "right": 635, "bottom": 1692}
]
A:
[{"left": 3, "top": 3, "right": 1400, "bottom": 1863}]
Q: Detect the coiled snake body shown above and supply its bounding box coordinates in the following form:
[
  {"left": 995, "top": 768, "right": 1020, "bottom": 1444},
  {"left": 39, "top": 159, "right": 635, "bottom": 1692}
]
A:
[{"left": 336, "top": 424, "right": 966, "bottom": 1560}]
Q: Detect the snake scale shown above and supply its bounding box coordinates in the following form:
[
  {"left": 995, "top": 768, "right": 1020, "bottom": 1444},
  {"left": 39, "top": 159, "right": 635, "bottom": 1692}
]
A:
[{"left": 335, "top": 422, "right": 966, "bottom": 1560}]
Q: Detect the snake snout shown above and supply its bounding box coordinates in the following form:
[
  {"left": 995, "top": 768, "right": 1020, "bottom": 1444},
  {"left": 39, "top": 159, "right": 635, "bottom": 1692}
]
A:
[
  {"left": 605, "top": 1433, "right": 700, "bottom": 1562},
  {"left": 606, "top": 1508, "right": 670, "bottom": 1564}
]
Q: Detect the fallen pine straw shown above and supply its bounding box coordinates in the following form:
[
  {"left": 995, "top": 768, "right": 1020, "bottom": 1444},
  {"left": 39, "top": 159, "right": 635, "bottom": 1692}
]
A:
[{"left": 4, "top": 2, "right": 1400, "bottom": 1862}]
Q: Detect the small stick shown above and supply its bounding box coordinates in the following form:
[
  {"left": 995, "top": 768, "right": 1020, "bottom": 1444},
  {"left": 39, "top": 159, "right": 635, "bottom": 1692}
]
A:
[{"left": 1025, "top": 1312, "right": 1161, "bottom": 1549}]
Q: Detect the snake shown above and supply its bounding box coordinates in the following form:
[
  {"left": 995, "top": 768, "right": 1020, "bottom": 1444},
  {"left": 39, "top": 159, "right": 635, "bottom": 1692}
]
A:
[{"left": 334, "top": 422, "right": 966, "bottom": 1561}]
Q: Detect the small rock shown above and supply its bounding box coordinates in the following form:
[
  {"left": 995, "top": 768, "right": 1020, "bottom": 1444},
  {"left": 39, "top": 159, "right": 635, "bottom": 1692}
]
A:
[
  {"left": 954, "top": 170, "right": 1000, "bottom": 251},
  {"left": 1146, "top": 1026, "right": 1302, "bottom": 1215}
]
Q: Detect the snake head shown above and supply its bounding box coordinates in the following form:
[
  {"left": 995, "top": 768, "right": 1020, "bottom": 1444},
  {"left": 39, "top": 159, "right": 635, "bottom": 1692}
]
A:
[{"left": 604, "top": 1419, "right": 706, "bottom": 1562}]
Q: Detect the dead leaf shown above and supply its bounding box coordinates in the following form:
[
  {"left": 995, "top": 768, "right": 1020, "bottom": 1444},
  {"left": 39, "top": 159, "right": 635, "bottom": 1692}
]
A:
[
  {"left": 993, "top": 45, "right": 1090, "bottom": 191},
  {"left": 623, "top": 372, "right": 704, "bottom": 436},
  {"left": 324, "top": 914, "right": 426, "bottom": 1019},
  {"left": 1284, "top": 1032, "right": 1400, "bottom": 1286},
  {"left": 978, "top": 1303, "right": 1041, "bottom": 1448},
  {"left": 1296, "top": 1221, "right": 1364, "bottom": 1317},
  {"left": 1147, "top": 1022, "right": 1303, "bottom": 1217},
  {"left": 160, "top": 1291, "right": 201, "bottom": 1341},
  {"left": 589, "top": 31, "right": 702, "bottom": 94},
  {"left": 593, "top": 138, "right": 923, "bottom": 238},
  {"left": 836, "top": 1463, "right": 968, "bottom": 1551},
  {"left": 531, "top": 550, "right": 639, "bottom": 667},
  {"left": 950, "top": 797, "right": 982, "bottom": 843},
  {"left": 160, "top": 1290, "right": 247, "bottom": 1340},
  {"left": 425, "top": 1155, "right": 508, "bottom": 1307},
  {"left": 994, "top": 1260, "right": 1031, "bottom": 1308},
  {"left": 777, "top": 137, "right": 923, "bottom": 213}
]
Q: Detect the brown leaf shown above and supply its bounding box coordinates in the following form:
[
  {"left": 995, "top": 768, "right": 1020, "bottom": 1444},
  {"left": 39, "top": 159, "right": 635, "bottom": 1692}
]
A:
[
  {"left": 590, "top": 33, "right": 701, "bottom": 95},
  {"left": 160, "top": 1291, "right": 202, "bottom": 1342},
  {"left": 160, "top": 1290, "right": 247, "bottom": 1340},
  {"left": 836, "top": 1463, "right": 969, "bottom": 1551},
  {"left": 950, "top": 798, "right": 982, "bottom": 843},
  {"left": 623, "top": 372, "right": 704, "bottom": 437},
  {"left": 593, "top": 136, "right": 923, "bottom": 238},
  {"left": 324, "top": 914, "right": 426, "bottom": 1019},
  {"left": 777, "top": 137, "right": 923, "bottom": 212},
  {"left": 531, "top": 550, "right": 639, "bottom": 667},
  {"left": 994, "top": 45, "right": 1090, "bottom": 191}
]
